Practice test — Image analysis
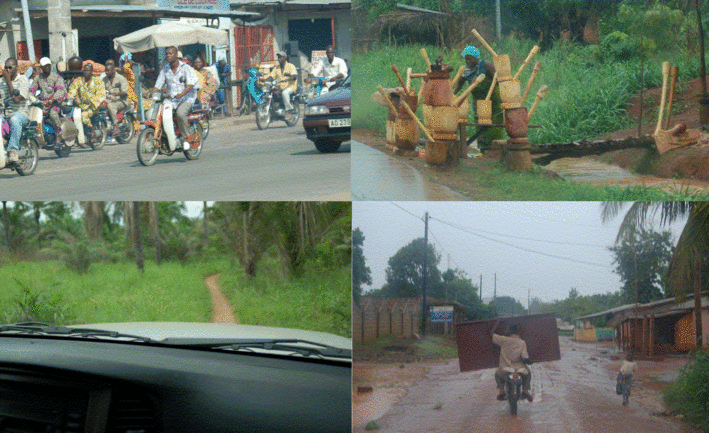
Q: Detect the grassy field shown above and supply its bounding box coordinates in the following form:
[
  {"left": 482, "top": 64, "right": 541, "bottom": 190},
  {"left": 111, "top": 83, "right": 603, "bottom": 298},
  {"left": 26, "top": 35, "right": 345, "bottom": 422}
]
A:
[
  {"left": 219, "top": 256, "right": 352, "bottom": 338},
  {"left": 353, "top": 334, "right": 459, "bottom": 362},
  {"left": 0, "top": 257, "right": 352, "bottom": 338}
]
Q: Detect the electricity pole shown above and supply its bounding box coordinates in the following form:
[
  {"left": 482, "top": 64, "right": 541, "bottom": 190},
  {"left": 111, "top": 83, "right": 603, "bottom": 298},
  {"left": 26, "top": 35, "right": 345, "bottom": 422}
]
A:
[{"left": 421, "top": 211, "right": 429, "bottom": 337}]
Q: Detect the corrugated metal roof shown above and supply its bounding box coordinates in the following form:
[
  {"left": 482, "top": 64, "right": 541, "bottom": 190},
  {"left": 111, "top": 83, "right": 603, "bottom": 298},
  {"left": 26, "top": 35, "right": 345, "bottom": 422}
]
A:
[
  {"left": 231, "top": 0, "right": 350, "bottom": 5},
  {"left": 576, "top": 292, "right": 709, "bottom": 323},
  {"left": 396, "top": 3, "right": 447, "bottom": 15},
  {"left": 26, "top": 5, "right": 259, "bottom": 17}
]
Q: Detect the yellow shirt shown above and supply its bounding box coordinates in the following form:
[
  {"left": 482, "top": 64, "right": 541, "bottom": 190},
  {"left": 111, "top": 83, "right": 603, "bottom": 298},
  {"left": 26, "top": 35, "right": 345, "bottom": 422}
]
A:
[{"left": 267, "top": 62, "right": 297, "bottom": 92}]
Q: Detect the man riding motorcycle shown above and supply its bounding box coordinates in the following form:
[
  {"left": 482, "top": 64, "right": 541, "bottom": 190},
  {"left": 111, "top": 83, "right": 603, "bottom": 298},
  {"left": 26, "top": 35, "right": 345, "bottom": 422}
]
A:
[
  {"left": 102, "top": 59, "right": 130, "bottom": 138},
  {"left": 309, "top": 45, "right": 348, "bottom": 91},
  {"left": 0, "top": 57, "right": 30, "bottom": 166},
  {"left": 29, "top": 57, "right": 67, "bottom": 132},
  {"left": 491, "top": 321, "right": 533, "bottom": 402},
  {"left": 265, "top": 51, "right": 297, "bottom": 116},
  {"left": 67, "top": 59, "right": 106, "bottom": 146},
  {"left": 148, "top": 46, "right": 198, "bottom": 152}
]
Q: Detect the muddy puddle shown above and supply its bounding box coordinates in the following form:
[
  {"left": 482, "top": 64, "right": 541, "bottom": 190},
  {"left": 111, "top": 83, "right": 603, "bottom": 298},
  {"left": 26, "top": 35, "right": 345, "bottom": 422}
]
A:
[{"left": 546, "top": 156, "right": 709, "bottom": 194}]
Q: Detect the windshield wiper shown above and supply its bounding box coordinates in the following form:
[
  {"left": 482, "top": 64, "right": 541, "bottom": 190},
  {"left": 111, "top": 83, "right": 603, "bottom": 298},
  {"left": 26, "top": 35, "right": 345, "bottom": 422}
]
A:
[
  {"left": 159, "top": 338, "right": 352, "bottom": 359},
  {"left": 0, "top": 322, "right": 156, "bottom": 343}
]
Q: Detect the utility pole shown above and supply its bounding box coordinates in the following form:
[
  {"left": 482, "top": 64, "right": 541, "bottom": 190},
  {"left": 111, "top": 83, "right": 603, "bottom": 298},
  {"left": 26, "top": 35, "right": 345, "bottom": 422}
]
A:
[
  {"left": 495, "top": 0, "right": 502, "bottom": 49},
  {"left": 479, "top": 274, "right": 482, "bottom": 300},
  {"left": 20, "top": 0, "right": 35, "bottom": 61},
  {"left": 527, "top": 288, "right": 531, "bottom": 315},
  {"left": 421, "top": 211, "right": 429, "bottom": 337},
  {"left": 48, "top": 0, "right": 74, "bottom": 63},
  {"left": 494, "top": 273, "right": 497, "bottom": 301}
]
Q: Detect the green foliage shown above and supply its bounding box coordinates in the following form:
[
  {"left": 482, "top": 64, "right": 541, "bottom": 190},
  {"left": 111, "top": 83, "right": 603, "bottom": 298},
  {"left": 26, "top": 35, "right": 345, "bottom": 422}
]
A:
[
  {"left": 353, "top": 227, "right": 372, "bottom": 306},
  {"left": 664, "top": 349, "right": 709, "bottom": 431},
  {"left": 374, "top": 237, "right": 442, "bottom": 298},
  {"left": 4, "top": 279, "right": 75, "bottom": 325},
  {"left": 490, "top": 296, "right": 526, "bottom": 316},
  {"left": 609, "top": 227, "right": 674, "bottom": 303},
  {"left": 535, "top": 288, "right": 625, "bottom": 324}
]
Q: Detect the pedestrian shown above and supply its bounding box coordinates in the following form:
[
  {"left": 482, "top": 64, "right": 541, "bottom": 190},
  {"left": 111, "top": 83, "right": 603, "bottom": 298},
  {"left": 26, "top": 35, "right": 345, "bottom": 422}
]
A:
[
  {"left": 454, "top": 45, "right": 503, "bottom": 150},
  {"left": 215, "top": 58, "right": 230, "bottom": 105},
  {"left": 192, "top": 52, "right": 218, "bottom": 108},
  {"left": 618, "top": 352, "right": 638, "bottom": 406}
]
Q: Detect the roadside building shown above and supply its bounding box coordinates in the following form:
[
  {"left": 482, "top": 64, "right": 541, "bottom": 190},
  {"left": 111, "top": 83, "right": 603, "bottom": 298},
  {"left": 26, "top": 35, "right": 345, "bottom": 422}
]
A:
[{"left": 574, "top": 293, "right": 708, "bottom": 356}]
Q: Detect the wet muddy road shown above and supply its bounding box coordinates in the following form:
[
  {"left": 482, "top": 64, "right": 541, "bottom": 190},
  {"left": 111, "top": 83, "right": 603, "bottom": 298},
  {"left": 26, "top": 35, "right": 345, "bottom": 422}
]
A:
[{"left": 354, "top": 338, "right": 699, "bottom": 433}]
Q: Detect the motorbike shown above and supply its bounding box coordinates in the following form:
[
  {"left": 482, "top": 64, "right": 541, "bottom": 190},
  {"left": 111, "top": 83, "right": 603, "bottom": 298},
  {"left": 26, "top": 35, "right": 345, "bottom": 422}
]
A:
[
  {"left": 0, "top": 90, "right": 39, "bottom": 175},
  {"left": 501, "top": 366, "right": 530, "bottom": 416},
  {"left": 236, "top": 67, "right": 263, "bottom": 116},
  {"left": 62, "top": 98, "right": 108, "bottom": 150},
  {"left": 302, "top": 76, "right": 328, "bottom": 103},
  {"left": 136, "top": 91, "right": 204, "bottom": 166},
  {"left": 105, "top": 103, "right": 137, "bottom": 144},
  {"left": 29, "top": 89, "right": 76, "bottom": 157},
  {"left": 255, "top": 75, "right": 301, "bottom": 130},
  {"left": 190, "top": 102, "right": 211, "bottom": 140}
]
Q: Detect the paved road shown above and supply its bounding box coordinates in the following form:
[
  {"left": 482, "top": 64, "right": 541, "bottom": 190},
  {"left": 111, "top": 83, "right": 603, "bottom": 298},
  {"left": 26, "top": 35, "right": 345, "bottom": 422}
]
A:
[
  {"left": 351, "top": 140, "right": 465, "bottom": 201},
  {"left": 3, "top": 116, "right": 350, "bottom": 201},
  {"left": 354, "top": 338, "right": 699, "bottom": 433}
]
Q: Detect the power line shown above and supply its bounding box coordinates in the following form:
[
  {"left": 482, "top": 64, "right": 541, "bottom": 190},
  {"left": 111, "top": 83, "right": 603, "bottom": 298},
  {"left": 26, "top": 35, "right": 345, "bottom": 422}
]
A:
[{"left": 390, "top": 202, "right": 424, "bottom": 222}]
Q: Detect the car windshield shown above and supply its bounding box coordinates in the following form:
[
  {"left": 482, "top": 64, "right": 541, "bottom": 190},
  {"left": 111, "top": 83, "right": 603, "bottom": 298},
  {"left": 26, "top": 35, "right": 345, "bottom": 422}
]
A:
[{"left": 0, "top": 201, "right": 352, "bottom": 358}]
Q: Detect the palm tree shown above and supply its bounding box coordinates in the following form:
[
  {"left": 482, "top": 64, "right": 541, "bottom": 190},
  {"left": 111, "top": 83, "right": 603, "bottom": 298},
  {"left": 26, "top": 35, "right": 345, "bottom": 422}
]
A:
[{"left": 601, "top": 202, "right": 708, "bottom": 349}]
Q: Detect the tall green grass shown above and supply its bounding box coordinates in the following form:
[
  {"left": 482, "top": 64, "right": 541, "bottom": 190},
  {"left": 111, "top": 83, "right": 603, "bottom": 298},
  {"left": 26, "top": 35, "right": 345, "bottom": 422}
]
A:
[
  {"left": 353, "top": 40, "right": 705, "bottom": 143},
  {"left": 664, "top": 350, "right": 709, "bottom": 432},
  {"left": 218, "top": 256, "right": 351, "bottom": 338}
]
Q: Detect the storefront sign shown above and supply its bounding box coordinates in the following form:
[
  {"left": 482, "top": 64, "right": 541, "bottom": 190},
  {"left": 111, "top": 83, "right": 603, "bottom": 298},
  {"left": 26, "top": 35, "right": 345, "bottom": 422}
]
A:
[
  {"left": 430, "top": 306, "right": 454, "bottom": 322},
  {"left": 157, "top": 0, "right": 229, "bottom": 11}
]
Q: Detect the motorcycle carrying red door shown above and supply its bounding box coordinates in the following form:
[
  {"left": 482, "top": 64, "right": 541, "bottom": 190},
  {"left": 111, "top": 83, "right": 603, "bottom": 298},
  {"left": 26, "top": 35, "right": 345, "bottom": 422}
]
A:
[{"left": 455, "top": 313, "right": 561, "bottom": 372}]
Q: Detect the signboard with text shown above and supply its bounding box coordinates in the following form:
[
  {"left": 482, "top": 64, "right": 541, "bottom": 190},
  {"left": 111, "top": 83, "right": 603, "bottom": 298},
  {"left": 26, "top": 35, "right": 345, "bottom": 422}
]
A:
[
  {"left": 430, "top": 306, "right": 454, "bottom": 323},
  {"left": 157, "top": 0, "right": 229, "bottom": 10}
]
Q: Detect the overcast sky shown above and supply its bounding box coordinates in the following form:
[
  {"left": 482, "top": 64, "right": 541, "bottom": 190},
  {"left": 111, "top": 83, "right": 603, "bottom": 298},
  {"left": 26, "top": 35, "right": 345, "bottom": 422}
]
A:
[{"left": 353, "top": 201, "right": 687, "bottom": 306}]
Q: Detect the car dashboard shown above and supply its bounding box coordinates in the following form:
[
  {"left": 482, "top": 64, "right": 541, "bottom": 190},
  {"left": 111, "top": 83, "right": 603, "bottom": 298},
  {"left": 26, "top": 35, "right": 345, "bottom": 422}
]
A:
[{"left": 0, "top": 336, "right": 351, "bottom": 432}]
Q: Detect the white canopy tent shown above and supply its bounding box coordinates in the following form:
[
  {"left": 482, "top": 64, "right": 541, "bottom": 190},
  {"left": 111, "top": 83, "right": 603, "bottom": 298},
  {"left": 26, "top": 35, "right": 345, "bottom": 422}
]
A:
[{"left": 113, "top": 21, "right": 229, "bottom": 53}]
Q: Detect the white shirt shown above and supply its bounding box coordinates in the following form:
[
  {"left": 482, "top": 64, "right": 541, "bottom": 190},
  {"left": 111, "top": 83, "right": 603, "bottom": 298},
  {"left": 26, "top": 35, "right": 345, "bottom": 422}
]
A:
[
  {"left": 620, "top": 360, "right": 638, "bottom": 375},
  {"left": 311, "top": 56, "right": 348, "bottom": 88},
  {"left": 492, "top": 333, "right": 529, "bottom": 370}
]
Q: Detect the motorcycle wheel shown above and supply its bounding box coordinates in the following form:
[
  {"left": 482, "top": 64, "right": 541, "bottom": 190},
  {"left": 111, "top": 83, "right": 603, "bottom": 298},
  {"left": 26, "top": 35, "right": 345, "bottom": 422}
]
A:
[
  {"left": 89, "top": 122, "right": 107, "bottom": 150},
  {"left": 256, "top": 103, "right": 270, "bottom": 130},
  {"left": 506, "top": 382, "right": 519, "bottom": 416},
  {"left": 115, "top": 114, "right": 136, "bottom": 144},
  {"left": 136, "top": 127, "right": 159, "bottom": 166},
  {"left": 184, "top": 123, "right": 203, "bottom": 161},
  {"left": 200, "top": 115, "right": 210, "bottom": 140},
  {"left": 54, "top": 144, "right": 71, "bottom": 158},
  {"left": 285, "top": 103, "right": 300, "bottom": 127},
  {"left": 16, "top": 137, "right": 39, "bottom": 176}
]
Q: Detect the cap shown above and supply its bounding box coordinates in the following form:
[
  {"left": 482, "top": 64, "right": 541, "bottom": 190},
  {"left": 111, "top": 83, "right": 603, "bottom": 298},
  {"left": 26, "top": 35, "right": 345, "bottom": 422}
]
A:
[
  {"left": 277, "top": 51, "right": 287, "bottom": 58},
  {"left": 39, "top": 57, "right": 51, "bottom": 67}
]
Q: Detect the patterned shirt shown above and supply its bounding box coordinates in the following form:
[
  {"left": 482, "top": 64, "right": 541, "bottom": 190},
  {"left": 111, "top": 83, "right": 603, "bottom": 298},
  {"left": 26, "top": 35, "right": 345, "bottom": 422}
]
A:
[
  {"left": 102, "top": 72, "right": 129, "bottom": 103},
  {"left": 29, "top": 71, "right": 67, "bottom": 106},
  {"left": 154, "top": 61, "right": 198, "bottom": 105},
  {"left": 67, "top": 75, "right": 106, "bottom": 112},
  {"left": 195, "top": 68, "right": 218, "bottom": 106},
  {"left": 0, "top": 74, "right": 29, "bottom": 117},
  {"left": 120, "top": 61, "right": 139, "bottom": 105}
]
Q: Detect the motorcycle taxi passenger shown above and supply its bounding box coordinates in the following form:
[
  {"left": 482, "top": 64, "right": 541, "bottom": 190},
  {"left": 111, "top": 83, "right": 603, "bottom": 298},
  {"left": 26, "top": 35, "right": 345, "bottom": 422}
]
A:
[
  {"left": 102, "top": 59, "right": 130, "bottom": 138},
  {"left": 265, "top": 51, "right": 297, "bottom": 117},
  {"left": 491, "top": 321, "right": 534, "bottom": 402},
  {"left": 67, "top": 59, "right": 106, "bottom": 146},
  {"left": 148, "top": 46, "right": 198, "bottom": 152},
  {"left": 0, "top": 57, "right": 30, "bottom": 166},
  {"left": 29, "top": 57, "right": 67, "bottom": 134}
]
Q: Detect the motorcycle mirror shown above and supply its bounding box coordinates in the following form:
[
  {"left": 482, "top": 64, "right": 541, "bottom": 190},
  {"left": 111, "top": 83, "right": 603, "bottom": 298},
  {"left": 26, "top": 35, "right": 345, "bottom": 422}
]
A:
[{"left": 12, "top": 89, "right": 19, "bottom": 97}]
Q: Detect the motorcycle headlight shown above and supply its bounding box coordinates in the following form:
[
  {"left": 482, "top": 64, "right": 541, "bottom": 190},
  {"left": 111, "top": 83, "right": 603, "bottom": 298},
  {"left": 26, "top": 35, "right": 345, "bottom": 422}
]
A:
[{"left": 304, "top": 105, "right": 329, "bottom": 116}]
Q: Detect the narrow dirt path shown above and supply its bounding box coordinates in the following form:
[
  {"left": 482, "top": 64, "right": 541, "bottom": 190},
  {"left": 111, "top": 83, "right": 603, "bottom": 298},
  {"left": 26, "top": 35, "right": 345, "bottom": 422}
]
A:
[{"left": 205, "top": 273, "right": 237, "bottom": 324}]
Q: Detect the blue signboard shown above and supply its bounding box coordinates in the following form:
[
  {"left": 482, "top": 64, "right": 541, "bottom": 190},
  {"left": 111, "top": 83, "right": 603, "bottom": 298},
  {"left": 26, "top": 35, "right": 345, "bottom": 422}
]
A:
[{"left": 430, "top": 306, "right": 454, "bottom": 322}]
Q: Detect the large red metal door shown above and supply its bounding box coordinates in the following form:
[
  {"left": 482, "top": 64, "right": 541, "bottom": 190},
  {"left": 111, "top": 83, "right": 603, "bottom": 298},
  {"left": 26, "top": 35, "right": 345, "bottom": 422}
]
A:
[
  {"left": 455, "top": 313, "right": 561, "bottom": 372},
  {"left": 234, "top": 25, "right": 274, "bottom": 80}
]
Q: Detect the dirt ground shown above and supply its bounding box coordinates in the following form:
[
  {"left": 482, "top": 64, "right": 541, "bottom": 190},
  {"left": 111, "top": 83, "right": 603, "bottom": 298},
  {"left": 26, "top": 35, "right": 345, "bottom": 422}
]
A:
[
  {"left": 205, "top": 273, "right": 237, "bottom": 324},
  {"left": 355, "top": 76, "right": 709, "bottom": 195},
  {"left": 353, "top": 337, "right": 702, "bottom": 433}
]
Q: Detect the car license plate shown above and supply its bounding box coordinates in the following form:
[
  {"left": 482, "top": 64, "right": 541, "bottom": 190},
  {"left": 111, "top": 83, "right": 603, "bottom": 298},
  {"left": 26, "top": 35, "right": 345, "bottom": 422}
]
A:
[{"left": 328, "top": 118, "right": 350, "bottom": 128}]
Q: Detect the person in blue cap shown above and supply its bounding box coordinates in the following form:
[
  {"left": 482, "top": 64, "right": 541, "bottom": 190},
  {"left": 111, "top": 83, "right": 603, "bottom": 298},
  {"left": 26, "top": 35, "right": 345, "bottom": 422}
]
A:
[{"left": 454, "top": 45, "right": 503, "bottom": 150}]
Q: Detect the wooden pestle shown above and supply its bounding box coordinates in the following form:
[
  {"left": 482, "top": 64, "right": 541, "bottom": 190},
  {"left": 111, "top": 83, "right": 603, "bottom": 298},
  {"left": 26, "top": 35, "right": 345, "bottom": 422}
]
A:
[
  {"left": 485, "top": 72, "right": 498, "bottom": 101},
  {"left": 665, "top": 65, "right": 679, "bottom": 129},
  {"left": 377, "top": 85, "right": 398, "bottom": 114},
  {"left": 420, "top": 48, "right": 432, "bottom": 68},
  {"left": 454, "top": 74, "right": 486, "bottom": 107},
  {"left": 391, "top": 64, "right": 408, "bottom": 93},
  {"left": 471, "top": 29, "right": 497, "bottom": 57},
  {"left": 512, "top": 45, "right": 540, "bottom": 81},
  {"left": 527, "top": 85, "right": 549, "bottom": 122},
  {"left": 522, "top": 61, "right": 542, "bottom": 104},
  {"left": 406, "top": 67, "right": 412, "bottom": 94},
  {"left": 655, "top": 62, "right": 670, "bottom": 136},
  {"left": 450, "top": 65, "right": 466, "bottom": 90},
  {"left": 401, "top": 101, "right": 435, "bottom": 142}
]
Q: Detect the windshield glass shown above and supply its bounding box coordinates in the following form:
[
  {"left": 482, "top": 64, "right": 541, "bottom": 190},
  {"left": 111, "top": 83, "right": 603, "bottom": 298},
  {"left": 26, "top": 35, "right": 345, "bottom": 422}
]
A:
[{"left": 0, "top": 201, "right": 351, "bottom": 355}]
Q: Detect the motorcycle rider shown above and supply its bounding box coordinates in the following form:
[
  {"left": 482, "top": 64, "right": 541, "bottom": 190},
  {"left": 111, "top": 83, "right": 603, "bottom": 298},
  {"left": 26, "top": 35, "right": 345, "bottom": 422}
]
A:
[
  {"left": 309, "top": 45, "right": 348, "bottom": 90},
  {"left": 149, "top": 46, "right": 198, "bottom": 152},
  {"left": 29, "top": 57, "right": 67, "bottom": 132},
  {"left": 67, "top": 60, "right": 106, "bottom": 146},
  {"left": 265, "top": 51, "right": 297, "bottom": 115},
  {"left": 0, "top": 57, "right": 30, "bottom": 166},
  {"left": 102, "top": 59, "right": 130, "bottom": 138},
  {"left": 491, "top": 321, "right": 533, "bottom": 402}
]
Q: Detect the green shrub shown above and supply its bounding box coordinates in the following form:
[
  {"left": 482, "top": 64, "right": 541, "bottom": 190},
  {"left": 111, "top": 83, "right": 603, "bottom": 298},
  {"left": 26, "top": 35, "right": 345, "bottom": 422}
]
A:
[
  {"left": 4, "top": 279, "right": 75, "bottom": 325},
  {"left": 664, "top": 349, "right": 709, "bottom": 431}
]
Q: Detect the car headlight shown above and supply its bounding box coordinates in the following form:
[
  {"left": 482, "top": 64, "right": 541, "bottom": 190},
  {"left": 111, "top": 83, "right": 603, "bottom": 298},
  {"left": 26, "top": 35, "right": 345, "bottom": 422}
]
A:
[
  {"left": 342, "top": 105, "right": 350, "bottom": 113},
  {"left": 304, "top": 105, "right": 329, "bottom": 116}
]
